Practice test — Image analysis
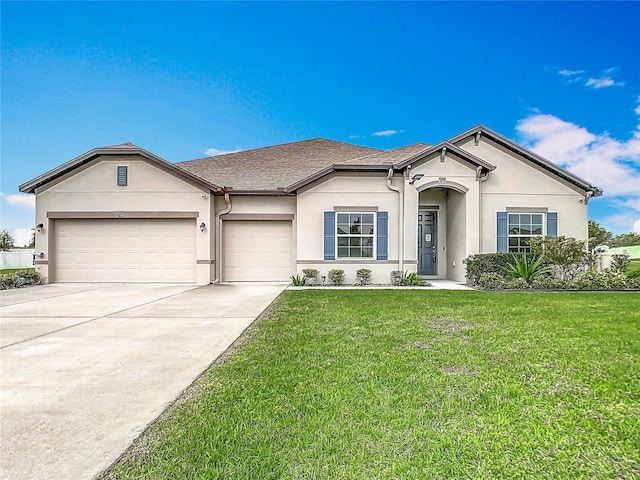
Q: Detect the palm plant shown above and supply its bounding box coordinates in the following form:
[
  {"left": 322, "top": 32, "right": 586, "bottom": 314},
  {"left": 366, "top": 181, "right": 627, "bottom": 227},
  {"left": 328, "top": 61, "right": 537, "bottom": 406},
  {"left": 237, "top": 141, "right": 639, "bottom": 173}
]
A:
[{"left": 504, "top": 253, "right": 552, "bottom": 283}]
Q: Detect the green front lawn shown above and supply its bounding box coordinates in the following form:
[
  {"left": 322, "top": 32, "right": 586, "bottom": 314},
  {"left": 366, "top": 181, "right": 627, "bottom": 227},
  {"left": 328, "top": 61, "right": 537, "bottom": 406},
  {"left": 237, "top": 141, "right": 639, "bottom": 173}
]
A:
[
  {"left": 0, "top": 267, "right": 35, "bottom": 275},
  {"left": 103, "top": 291, "right": 640, "bottom": 479}
]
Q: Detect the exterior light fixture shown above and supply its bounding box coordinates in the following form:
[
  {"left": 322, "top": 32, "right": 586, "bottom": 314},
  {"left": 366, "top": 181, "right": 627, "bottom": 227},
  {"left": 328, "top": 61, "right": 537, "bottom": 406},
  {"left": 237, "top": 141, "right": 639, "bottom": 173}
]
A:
[
  {"left": 409, "top": 174, "right": 424, "bottom": 185},
  {"left": 35, "top": 223, "right": 44, "bottom": 232},
  {"left": 321, "top": 275, "right": 326, "bottom": 286},
  {"left": 200, "top": 222, "right": 206, "bottom": 232}
]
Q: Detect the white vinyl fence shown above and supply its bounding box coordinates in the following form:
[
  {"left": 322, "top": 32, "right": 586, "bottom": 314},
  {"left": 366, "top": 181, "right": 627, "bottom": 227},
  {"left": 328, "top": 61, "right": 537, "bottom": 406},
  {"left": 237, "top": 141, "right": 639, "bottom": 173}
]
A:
[{"left": 1, "top": 249, "right": 35, "bottom": 269}]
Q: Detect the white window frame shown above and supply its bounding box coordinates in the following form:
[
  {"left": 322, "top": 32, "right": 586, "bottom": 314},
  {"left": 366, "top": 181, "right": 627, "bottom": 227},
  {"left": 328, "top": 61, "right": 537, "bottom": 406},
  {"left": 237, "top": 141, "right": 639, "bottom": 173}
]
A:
[
  {"left": 335, "top": 212, "right": 376, "bottom": 259},
  {"left": 508, "top": 212, "right": 545, "bottom": 253}
]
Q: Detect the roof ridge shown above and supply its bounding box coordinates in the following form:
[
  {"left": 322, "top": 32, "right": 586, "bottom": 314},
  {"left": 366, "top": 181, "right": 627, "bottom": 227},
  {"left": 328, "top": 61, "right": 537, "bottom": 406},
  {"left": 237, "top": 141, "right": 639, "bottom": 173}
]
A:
[
  {"left": 180, "top": 137, "right": 381, "bottom": 164},
  {"left": 100, "top": 142, "right": 139, "bottom": 149},
  {"left": 337, "top": 142, "right": 432, "bottom": 165}
]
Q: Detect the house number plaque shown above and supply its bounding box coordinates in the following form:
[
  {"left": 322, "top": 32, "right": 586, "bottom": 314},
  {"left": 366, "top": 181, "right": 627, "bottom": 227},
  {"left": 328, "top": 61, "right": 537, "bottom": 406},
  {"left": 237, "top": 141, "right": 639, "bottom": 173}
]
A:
[{"left": 115, "top": 212, "right": 127, "bottom": 219}]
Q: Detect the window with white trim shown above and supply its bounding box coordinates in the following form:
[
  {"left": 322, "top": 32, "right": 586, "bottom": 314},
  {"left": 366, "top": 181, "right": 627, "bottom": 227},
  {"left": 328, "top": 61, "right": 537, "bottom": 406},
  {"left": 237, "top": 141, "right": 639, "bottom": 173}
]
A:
[
  {"left": 337, "top": 212, "right": 375, "bottom": 258},
  {"left": 508, "top": 213, "right": 543, "bottom": 252}
]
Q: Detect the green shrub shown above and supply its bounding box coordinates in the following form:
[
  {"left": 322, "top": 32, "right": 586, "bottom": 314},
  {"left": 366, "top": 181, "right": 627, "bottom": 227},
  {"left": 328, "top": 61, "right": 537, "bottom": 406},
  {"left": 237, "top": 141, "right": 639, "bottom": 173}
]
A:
[
  {"left": 390, "top": 270, "right": 403, "bottom": 286},
  {"left": 0, "top": 269, "right": 41, "bottom": 290},
  {"left": 505, "top": 278, "right": 530, "bottom": 290},
  {"left": 477, "top": 272, "right": 506, "bottom": 290},
  {"left": 400, "top": 271, "right": 424, "bottom": 286},
  {"left": 503, "top": 253, "right": 552, "bottom": 283},
  {"left": 356, "top": 268, "right": 371, "bottom": 285},
  {"left": 465, "top": 253, "right": 516, "bottom": 286},
  {"left": 328, "top": 269, "right": 345, "bottom": 285},
  {"left": 574, "top": 269, "right": 632, "bottom": 290},
  {"left": 302, "top": 268, "right": 319, "bottom": 278},
  {"left": 530, "top": 236, "right": 591, "bottom": 281},
  {"left": 610, "top": 253, "right": 631, "bottom": 274},
  {"left": 530, "top": 277, "right": 571, "bottom": 290},
  {"left": 0, "top": 274, "right": 17, "bottom": 290},
  {"left": 290, "top": 274, "right": 306, "bottom": 286}
]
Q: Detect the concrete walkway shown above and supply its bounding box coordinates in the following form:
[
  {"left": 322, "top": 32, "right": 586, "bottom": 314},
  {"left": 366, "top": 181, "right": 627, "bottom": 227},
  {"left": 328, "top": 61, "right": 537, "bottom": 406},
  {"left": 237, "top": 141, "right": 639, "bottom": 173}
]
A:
[
  {"left": 0, "top": 282, "right": 287, "bottom": 480},
  {"left": 428, "top": 280, "right": 474, "bottom": 290},
  {"left": 289, "top": 280, "right": 474, "bottom": 290}
]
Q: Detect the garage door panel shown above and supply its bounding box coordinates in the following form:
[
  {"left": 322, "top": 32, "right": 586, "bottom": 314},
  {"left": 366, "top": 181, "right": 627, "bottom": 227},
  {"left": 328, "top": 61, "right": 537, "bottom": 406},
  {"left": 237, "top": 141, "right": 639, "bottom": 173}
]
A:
[
  {"left": 223, "top": 221, "right": 293, "bottom": 281},
  {"left": 54, "top": 219, "right": 196, "bottom": 283}
]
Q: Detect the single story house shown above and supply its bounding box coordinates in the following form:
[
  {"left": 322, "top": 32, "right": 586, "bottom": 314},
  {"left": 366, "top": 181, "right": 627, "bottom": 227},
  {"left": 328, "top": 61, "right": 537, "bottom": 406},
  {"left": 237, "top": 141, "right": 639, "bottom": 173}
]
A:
[{"left": 20, "top": 125, "right": 602, "bottom": 285}]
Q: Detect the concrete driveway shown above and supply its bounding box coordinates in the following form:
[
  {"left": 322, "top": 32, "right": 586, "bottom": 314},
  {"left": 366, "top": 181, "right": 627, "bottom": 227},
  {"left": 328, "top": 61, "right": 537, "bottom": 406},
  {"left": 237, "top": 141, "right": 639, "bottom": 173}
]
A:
[{"left": 0, "top": 282, "right": 287, "bottom": 480}]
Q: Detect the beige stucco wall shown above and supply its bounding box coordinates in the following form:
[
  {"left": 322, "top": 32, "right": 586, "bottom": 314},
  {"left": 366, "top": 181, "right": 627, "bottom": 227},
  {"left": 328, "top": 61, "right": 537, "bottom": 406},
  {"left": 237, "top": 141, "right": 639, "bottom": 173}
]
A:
[
  {"left": 34, "top": 155, "right": 213, "bottom": 284},
  {"left": 446, "top": 190, "right": 466, "bottom": 282},
  {"left": 296, "top": 172, "right": 402, "bottom": 284},
  {"left": 456, "top": 138, "right": 590, "bottom": 252}
]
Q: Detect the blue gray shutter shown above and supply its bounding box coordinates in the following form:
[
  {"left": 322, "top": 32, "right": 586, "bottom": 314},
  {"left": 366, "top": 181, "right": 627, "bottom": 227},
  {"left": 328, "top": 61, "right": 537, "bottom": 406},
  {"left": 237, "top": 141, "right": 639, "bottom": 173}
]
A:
[
  {"left": 376, "top": 211, "right": 388, "bottom": 260},
  {"left": 547, "top": 212, "right": 558, "bottom": 238},
  {"left": 324, "top": 211, "right": 336, "bottom": 260},
  {"left": 497, "top": 211, "right": 508, "bottom": 252}
]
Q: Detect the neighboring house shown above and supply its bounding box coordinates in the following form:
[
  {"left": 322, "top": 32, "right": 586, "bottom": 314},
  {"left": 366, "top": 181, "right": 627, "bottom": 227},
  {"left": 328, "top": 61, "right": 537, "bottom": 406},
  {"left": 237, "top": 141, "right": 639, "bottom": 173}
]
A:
[{"left": 20, "top": 125, "right": 602, "bottom": 285}]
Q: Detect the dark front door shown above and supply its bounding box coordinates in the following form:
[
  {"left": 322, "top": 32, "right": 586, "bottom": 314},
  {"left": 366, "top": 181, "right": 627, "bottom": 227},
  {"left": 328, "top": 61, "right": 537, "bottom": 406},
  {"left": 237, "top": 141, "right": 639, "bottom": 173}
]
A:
[{"left": 418, "top": 210, "right": 437, "bottom": 275}]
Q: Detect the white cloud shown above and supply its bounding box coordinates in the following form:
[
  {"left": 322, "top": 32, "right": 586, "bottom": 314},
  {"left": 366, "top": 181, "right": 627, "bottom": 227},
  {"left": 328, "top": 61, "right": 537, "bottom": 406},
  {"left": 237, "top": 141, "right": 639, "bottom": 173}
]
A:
[
  {"left": 372, "top": 129, "right": 404, "bottom": 137},
  {"left": 558, "top": 69, "right": 585, "bottom": 76},
  {"left": 205, "top": 147, "right": 240, "bottom": 157},
  {"left": 554, "top": 66, "right": 624, "bottom": 89},
  {"left": 585, "top": 67, "right": 625, "bottom": 89},
  {"left": 4, "top": 193, "right": 35, "bottom": 208},
  {"left": 634, "top": 219, "right": 640, "bottom": 234},
  {"left": 13, "top": 228, "right": 33, "bottom": 247},
  {"left": 516, "top": 103, "right": 640, "bottom": 233},
  {"left": 585, "top": 77, "right": 624, "bottom": 89},
  {"left": 516, "top": 115, "right": 640, "bottom": 196}
]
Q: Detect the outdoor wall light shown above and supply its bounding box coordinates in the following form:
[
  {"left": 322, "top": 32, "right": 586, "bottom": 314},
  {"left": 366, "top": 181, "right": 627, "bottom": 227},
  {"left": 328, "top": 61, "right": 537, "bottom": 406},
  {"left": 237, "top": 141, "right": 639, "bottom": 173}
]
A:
[
  {"left": 200, "top": 222, "right": 206, "bottom": 232},
  {"left": 35, "top": 223, "right": 44, "bottom": 232},
  {"left": 409, "top": 173, "right": 424, "bottom": 185}
]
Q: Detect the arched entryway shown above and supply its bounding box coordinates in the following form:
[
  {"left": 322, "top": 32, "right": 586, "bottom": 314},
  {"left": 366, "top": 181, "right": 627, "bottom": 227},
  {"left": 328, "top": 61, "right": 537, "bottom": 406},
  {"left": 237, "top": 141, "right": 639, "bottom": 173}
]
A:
[{"left": 417, "top": 183, "right": 467, "bottom": 279}]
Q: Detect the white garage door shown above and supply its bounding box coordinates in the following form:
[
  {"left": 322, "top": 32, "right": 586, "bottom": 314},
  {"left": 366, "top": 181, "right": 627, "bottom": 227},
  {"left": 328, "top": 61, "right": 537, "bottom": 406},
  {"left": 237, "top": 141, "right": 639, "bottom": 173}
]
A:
[
  {"left": 223, "top": 220, "right": 293, "bottom": 281},
  {"left": 54, "top": 218, "right": 196, "bottom": 283}
]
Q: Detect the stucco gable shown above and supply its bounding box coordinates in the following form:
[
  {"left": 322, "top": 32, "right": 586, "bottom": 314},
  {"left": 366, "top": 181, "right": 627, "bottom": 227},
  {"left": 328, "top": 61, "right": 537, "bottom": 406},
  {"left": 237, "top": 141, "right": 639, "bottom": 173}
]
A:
[
  {"left": 42, "top": 155, "right": 209, "bottom": 194},
  {"left": 448, "top": 125, "right": 602, "bottom": 197},
  {"left": 19, "top": 144, "right": 220, "bottom": 194},
  {"left": 394, "top": 142, "right": 496, "bottom": 176}
]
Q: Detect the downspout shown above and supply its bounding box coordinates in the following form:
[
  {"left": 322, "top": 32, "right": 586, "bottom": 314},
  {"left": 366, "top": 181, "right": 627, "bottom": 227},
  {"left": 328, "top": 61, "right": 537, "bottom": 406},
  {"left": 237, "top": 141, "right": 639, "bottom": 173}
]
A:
[
  {"left": 583, "top": 191, "right": 594, "bottom": 252},
  {"left": 215, "top": 192, "right": 232, "bottom": 282},
  {"left": 476, "top": 166, "right": 489, "bottom": 252},
  {"left": 387, "top": 169, "right": 404, "bottom": 273}
]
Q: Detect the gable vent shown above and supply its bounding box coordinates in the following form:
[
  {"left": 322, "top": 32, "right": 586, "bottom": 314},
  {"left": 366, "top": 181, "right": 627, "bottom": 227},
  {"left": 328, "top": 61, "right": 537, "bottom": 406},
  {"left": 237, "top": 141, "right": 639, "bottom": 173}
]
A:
[{"left": 117, "top": 166, "right": 128, "bottom": 186}]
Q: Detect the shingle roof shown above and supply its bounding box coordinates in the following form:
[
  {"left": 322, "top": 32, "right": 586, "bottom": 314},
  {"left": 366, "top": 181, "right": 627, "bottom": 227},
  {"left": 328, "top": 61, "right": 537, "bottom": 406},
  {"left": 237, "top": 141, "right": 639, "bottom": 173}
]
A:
[
  {"left": 339, "top": 143, "right": 431, "bottom": 166},
  {"left": 177, "top": 138, "right": 381, "bottom": 191}
]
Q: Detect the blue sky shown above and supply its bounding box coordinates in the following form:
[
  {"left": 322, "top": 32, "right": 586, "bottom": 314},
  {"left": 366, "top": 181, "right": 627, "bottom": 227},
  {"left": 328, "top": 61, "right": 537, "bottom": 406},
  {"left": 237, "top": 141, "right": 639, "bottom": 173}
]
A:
[{"left": 2, "top": 1, "right": 639, "bottom": 245}]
